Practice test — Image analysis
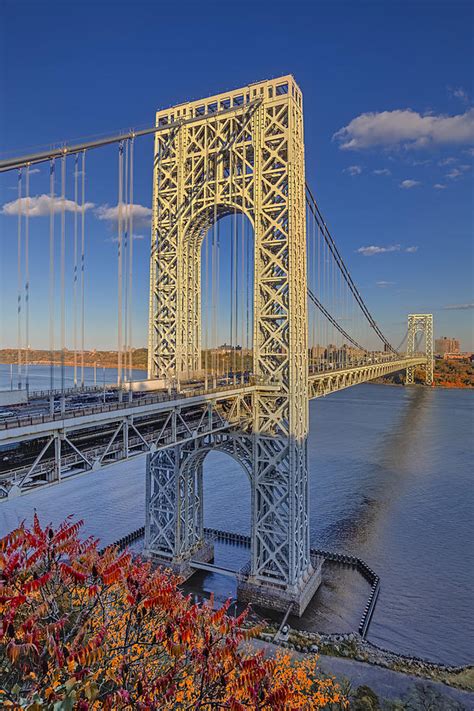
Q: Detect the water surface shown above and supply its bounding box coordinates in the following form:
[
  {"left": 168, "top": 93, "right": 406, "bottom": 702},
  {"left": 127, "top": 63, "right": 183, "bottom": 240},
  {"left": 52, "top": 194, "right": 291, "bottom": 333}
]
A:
[{"left": 1, "top": 367, "right": 472, "bottom": 665}]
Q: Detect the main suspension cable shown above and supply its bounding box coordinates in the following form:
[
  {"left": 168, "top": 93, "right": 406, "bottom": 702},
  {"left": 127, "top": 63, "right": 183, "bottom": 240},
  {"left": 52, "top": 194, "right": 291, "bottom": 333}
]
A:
[{"left": 305, "top": 185, "right": 398, "bottom": 354}]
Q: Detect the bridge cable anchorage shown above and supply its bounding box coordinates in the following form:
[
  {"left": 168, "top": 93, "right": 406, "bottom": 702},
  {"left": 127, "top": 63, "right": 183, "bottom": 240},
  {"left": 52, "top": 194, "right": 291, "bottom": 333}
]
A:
[{"left": 305, "top": 185, "right": 399, "bottom": 356}]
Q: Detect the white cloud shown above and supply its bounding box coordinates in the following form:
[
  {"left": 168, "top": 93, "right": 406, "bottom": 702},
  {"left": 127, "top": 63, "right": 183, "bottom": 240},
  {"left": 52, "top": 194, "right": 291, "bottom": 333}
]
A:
[
  {"left": 445, "top": 165, "right": 470, "bottom": 179},
  {"left": 333, "top": 108, "right": 474, "bottom": 150},
  {"left": 357, "top": 245, "right": 401, "bottom": 256},
  {"left": 448, "top": 86, "right": 469, "bottom": 103},
  {"left": 465, "top": 147, "right": 474, "bottom": 157},
  {"left": 28, "top": 168, "right": 41, "bottom": 175},
  {"left": 434, "top": 183, "right": 447, "bottom": 190},
  {"left": 96, "top": 203, "right": 152, "bottom": 224},
  {"left": 442, "top": 303, "right": 474, "bottom": 311},
  {"left": 400, "top": 179, "right": 420, "bottom": 189},
  {"left": 343, "top": 165, "right": 362, "bottom": 176},
  {"left": 373, "top": 168, "right": 391, "bottom": 176},
  {"left": 376, "top": 280, "right": 395, "bottom": 287},
  {"left": 1, "top": 194, "right": 94, "bottom": 217},
  {"left": 357, "top": 244, "right": 418, "bottom": 256},
  {"left": 438, "top": 157, "right": 457, "bottom": 166}
]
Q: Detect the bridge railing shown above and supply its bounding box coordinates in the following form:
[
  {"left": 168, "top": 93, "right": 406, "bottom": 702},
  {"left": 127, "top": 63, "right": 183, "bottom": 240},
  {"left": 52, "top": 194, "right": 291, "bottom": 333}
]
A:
[{"left": 0, "top": 382, "right": 256, "bottom": 432}]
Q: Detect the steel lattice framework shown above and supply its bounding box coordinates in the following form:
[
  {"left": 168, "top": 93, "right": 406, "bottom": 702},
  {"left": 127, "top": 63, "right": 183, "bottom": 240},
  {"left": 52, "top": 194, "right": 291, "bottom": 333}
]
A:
[
  {"left": 146, "top": 76, "right": 315, "bottom": 611},
  {"left": 406, "top": 314, "right": 434, "bottom": 385},
  {"left": 0, "top": 75, "right": 434, "bottom": 614}
]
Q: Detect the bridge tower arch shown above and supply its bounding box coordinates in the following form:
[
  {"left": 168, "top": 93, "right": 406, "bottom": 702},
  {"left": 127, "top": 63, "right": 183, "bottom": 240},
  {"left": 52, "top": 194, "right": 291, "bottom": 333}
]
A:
[
  {"left": 406, "top": 314, "right": 434, "bottom": 385},
  {"left": 146, "top": 76, "right": 320, "bottom": 614}
]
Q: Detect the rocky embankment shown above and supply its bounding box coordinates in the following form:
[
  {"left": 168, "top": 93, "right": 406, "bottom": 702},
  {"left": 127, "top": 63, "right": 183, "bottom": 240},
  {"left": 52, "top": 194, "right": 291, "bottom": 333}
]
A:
[{"left": 257, "top": 627, "right": 473, "bottom": 691}]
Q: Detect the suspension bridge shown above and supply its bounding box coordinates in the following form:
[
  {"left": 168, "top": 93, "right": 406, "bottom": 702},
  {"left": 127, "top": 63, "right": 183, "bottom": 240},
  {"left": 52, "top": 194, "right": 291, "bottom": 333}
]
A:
[{"left": 0, "top": 76, "right": 433, "bottom": 615}]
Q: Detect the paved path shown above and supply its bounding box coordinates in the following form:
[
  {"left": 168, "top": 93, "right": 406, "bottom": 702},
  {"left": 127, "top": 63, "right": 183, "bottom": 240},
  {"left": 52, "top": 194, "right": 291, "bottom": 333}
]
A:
[{"left": 251, "top": 640, "right": 474, "bottom": 708}]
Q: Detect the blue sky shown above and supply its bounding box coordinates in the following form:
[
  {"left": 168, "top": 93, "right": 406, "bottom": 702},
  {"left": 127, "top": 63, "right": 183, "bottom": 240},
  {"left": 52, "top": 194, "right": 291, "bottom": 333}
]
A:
[{"left": 0, "top": 0, "right": 473, "bottom": 351}]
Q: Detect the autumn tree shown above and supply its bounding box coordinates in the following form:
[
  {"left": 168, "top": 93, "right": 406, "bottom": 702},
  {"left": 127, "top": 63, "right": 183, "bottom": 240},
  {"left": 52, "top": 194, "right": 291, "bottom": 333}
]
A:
[{"left": 1, "top": 516, "right": 344, "bottom": 709}]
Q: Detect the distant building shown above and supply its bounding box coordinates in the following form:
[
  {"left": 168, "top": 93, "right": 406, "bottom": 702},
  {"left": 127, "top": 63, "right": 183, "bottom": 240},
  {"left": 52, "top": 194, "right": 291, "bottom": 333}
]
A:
[
  {"left": 435, "top": 336, "right": 460, "bottom": 355},
  {"left": 217, "top": 343, "right": 242, "bottom": 352}
]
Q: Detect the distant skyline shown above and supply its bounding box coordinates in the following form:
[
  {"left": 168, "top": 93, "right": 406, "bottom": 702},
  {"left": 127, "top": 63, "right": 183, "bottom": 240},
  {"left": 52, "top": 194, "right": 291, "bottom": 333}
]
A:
[{"left": 0, "top": 0, "right": 473, "bottom": 350}]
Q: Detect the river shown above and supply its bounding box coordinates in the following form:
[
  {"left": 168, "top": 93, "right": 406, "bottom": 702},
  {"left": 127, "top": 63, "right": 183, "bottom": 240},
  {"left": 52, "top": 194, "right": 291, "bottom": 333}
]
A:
[{"left": 0, "top": 365, "right": 472, "bottom": 666}]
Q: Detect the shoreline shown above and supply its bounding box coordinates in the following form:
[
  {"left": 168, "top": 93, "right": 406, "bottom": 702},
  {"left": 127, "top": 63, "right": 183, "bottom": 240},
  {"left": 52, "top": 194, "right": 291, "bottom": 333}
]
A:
[
  {"left": 106, "top": 527, "right": 473, "bottom": 688},
  {"left": 1, "top": 361, "right": 472, "bottom": 390}
]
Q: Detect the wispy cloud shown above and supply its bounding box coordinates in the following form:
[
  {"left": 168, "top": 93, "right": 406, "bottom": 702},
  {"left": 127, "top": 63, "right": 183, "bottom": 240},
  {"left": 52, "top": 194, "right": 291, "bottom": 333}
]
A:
[
  {"left": 343, "top": 165, "right": 362, "bottom": 176},
  {"left": 434, "top": 183, "right": 447, "bottom": 190},
  {"left": 446, "top": 165, "right": 470, "bottom": 179},
  {"left": 438, "top": 157, "right": 457, "bottom": 166},
  {"left": 96, "top": 203, "right": 152, "bottom": 224},
  {"left": 1, "top": 194, "right": 94, "bottom": 217},
  {"left": 373, "top": 168, "right": 391, "bottom": 176},
  {"left": 448, "top": 86, "right": 470, "bottom": 104},
  {"left": 28, "top": 168, "right": 41, "bottom": 175},
  {"left": 333, "top": 108, "right": 474, "bottom": 150},
  {"left": 400, "top": 179, "right": 420, "bottom": 189},
  {"left": 442, "top": 303, "right": 474, "bottom": 311},
  {"left": 465, "top": 147, "right": 474, "bottom": 157},
  {"left": 376, "top": 280, "right": 395, "bottom": 287},
  {"left": 357, "top": 244, "right": 418, "bottom": 256},
  {"left": 357, "top": 245, "right": 401, "bottom": 256}
]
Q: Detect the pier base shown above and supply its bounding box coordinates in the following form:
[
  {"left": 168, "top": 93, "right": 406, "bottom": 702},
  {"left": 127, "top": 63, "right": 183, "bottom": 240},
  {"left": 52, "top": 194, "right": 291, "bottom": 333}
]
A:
[
  {"left": 145, "top": 539, "right": 214, "bottom": 581},
  {"left": 237, "top": 556, "right": 324, "bottom": 617}
]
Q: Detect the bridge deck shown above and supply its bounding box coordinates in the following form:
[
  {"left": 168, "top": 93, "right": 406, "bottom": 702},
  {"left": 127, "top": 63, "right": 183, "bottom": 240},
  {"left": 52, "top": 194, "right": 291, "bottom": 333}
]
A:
[{"left": 0, "top": 356, "right": 427, "bottom": 497}]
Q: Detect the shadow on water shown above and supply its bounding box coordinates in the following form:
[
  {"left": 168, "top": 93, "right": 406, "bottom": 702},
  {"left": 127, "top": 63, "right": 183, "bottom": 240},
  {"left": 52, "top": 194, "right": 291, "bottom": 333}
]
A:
[{"left": 316, "top": 386, "right": 433, "bottom": 551}]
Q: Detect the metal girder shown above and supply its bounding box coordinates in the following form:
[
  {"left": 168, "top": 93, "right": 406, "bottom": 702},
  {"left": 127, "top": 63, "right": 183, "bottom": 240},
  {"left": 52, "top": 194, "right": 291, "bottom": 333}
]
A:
[
  {"left": 308, "top": 357, "right": 428, "bottom": 399},
  {"left": 146, "top": 76, "right": 312, "bottom": 595},
  {"left": 406, "top": 314, "right": 434, "bottom": 385},
  {"left": 145, "top": 432, "right": 253, "bottom": 561},
  {"left": 0, "top": 390, "right": 253, "bottom": 498}
]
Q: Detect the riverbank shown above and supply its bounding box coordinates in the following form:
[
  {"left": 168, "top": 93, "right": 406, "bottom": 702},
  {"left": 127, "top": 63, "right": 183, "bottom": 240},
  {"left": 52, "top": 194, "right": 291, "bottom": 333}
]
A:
[{"left": 103, "top": 526, "right": 473, "bottom": 693}]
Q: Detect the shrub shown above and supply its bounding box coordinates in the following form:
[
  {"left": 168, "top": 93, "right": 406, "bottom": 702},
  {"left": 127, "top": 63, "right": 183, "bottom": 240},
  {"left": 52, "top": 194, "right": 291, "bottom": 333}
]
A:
[{"left": 0, "top": 516, "right": 344, "bottom": 709}]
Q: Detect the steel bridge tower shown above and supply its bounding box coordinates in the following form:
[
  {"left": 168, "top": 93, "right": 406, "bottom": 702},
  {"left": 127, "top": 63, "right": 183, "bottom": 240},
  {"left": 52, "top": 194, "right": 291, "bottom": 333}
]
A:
[
  {"left": 406, "top": 314, "right": 434, "bottom": 385},
  {"left": 145, "top": 76, "right": 320, "bottom": 614}
]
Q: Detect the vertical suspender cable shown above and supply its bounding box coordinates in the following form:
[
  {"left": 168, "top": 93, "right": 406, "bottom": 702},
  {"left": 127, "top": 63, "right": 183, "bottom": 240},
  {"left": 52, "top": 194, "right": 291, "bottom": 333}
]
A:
[
  {"left": 230, "top": 211, "right": 234, "bottom": 371},
  {"left": 241, "top": 212, "right": 245, "bottom": 377},
  {"left": 73, "top": 154, "right": 78, "bottom": 387},
  {"left": 24, "top": 164, "right": 30, "bottom": 397},
  {"left": 312, "top": 208, "right": 316, "bottom": 370},
  {"left": 128, "top": 137, "right": 134, "bottom": 381},
  {"left": 117, "top": 142, "right": 124, "bottom": 391},
  {"left": 60, "top": 155, "right": 66, "bottom": 411},
  {"left": 123, "top": 140, "right": 129, "bottom": 382},
  {"left": 17, "top": 168, "right": 22, "bottom": 390},
  {"left": 80, "top": 151, "right": 86, "bottom": 388},
  {"left": 49, "top": 159, "right": 55, "bottom": 401},
  {"left": 233, "top": 209, "right": 238, "bottom": 377}
]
